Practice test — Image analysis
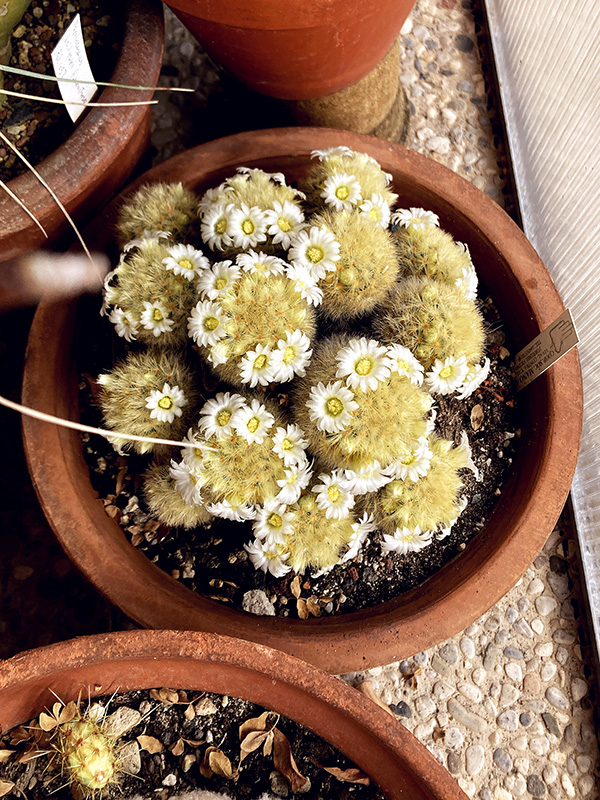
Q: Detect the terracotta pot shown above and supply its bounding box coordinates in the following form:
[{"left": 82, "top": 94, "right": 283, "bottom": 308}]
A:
[
  {"left": 0, "top": 630, "right": 467, "bottom": 800},
  {"left": 0, "top": 0, "right": 164, "bottom": 264},
  {"left": 21, "top": 128, "right": 583, "bottom": 674},
  {"left": 162, "top": 0, "right": 415, "bottom": 100}
]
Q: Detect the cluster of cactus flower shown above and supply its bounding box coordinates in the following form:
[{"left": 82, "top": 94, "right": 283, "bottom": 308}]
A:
[{"left": 97, "top": 146, "right": 492, "bottom": 578}]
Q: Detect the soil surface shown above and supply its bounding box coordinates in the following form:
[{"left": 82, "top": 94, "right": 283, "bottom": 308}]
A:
[
  {"left": 0, "top": 0, "right": 121, "bottom": 183},
  {"left": 77, "top": 284, "right": 519, "bottom": 620},
  {"left": 1, "top": 689, "right": 387, "bottom": 800}
]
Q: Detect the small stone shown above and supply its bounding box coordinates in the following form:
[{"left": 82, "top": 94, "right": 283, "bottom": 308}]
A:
[
  {"left": 528, "top": 578, "right": 544, "bottom": 595},
  {"left": 576, "top": 755, "right": 591, "bottom": 773},
  {"left": 493, "top": 748, "right": 513, "bottom": 772},
  {"left": 466, "top": 744, "right": 485, "bottom": 775},
  {"left": 242, "top": 589, "right": 275, "bottom": 616},
  {"left": 580, "top": 775, "right": 595, "bottom": 795},
  {"left": 546, "top": 572, "right": 569, "bottom": 600},
  {"left": 520, "top": 713, "right": 532, "bottom": 727},
  {"left": 541, "top": 713, "right": 561, "bottom": 738},
  {"left": 514, "top": 618, "right": 534, "bottom": 638},
  {"left": 527, "top": 775, "right": 546, "bottom": 796},
  {"left": 431, "top": 654, "right": 450, "bottom": 675},
  {"left": 529, "top": 736, "right": 550, "bottom": 756},
  {"left": 103, "top": 706, "right": 142, "bottom": 737},
  {"left": 505, "top": 663, "right": 523, "bottom": 683},
  {"left": 555, "top": 645, "right": 569, "bottom": 664},
  {"left": 480, "top": 789, "right": 493, "bottom": 800},
  {"left": 414, "top": 651, "right": 428, "bottom": 666},
  {"left": 484, "top": 697, "right": 498, "bottom": 718},
  {"left": 571, "top": 678, "right": 588, "bottom": 702},
  {"left": 458, "top": 683, "right": 482, "bottom": 702},
  {"left": 543, "top": 765, "right": 557, "bottom": 784},
  {"left": 445, "top": 727, "right": 464, "bottom": 748},
  {"left": 162, "top": 774, "right": 177, "bottom": 787},
  {"left": 531, "top": 618, "right": 544, "bottom": 635},
  {"left": 270, "top": 770, "right": 289, "bottom": 797},
  {"left": 472, "top": 667, "right": 486, "bottom": 686},
  {"left": 513, "top": 735, "right": 528, "bottom": 751},
  {"left": 545, "top": 687, "right": 569, "bottom": 711},
  {"left": 515, "top": 758, "right": 530, "bottom": 775},
  {"left": 566, "top": 755, "right": 578, "bottom": 776},
  {"left": 523, "top": 674, "right": 541, "bottom": 695},
  {"left": 447, "top": 751, "right": 462, "bottom": 774},
  {"left": 119, "top": 741, "right": 142, "bottom": 775},
  {"left": 553, "top": 629, "right": 576, "bottom": 645},
  {"left": 483, "top": 644, "right": 499, "bottom": 670},
  {"left": 458, "top": 79, "right": 474, "bottom": 92},
  {"left": 504, "top": 646, "right": 524, "bottom": 660},
  {"left": 495, "top": 790, "right": 511, "bottom": 800},
  {"left": 495, "top": 629, "right": 509, "bottom": 646},
  {"left": 535, "top": 642, "right": 553, "bottom": 658},
  {"left": 460, "top": 636, "right": 475, "bottom": 659},
  {"left": 414, "top": 721, "right": 435, "bottom": 738},
  {"left": 497, "top": 710, "right": 519, "bottom": 731},
  {"left": 195, "top": 697, "right": 219, "bottom": 716},
  {"left": 391, "top": 700, "right": 412, "bottom": 718},
  {"left": 415, "top": 695, "right": 436, "bottom": 717},
  {"left": 447, "top": 98, "right": 466, "bottom": 111},
  {"left": 485, "top": 615, "right": 500, "bottom": 632},
  {"left": 455, "top": 33, "right": 474, "bottom": 52},
  {"left": 540, "top": 662, "right": 557, "bottom": 681},
  {"left": 518, "top": 597, "right": 530, "bottom": 613},
  {"left": 500, "top": 683, "right": 520, "bottom": 707},
  {"left": 448, "top": 698, "right": 487, "bottom": 731},
  {"left": 182, "top": 754, "right": 196, "bottom": 772},
  {"left": 525, "top": 700, "right": 547, "bottom": 714},
  {"left": 490, "top": 682, "right": 501, "bottom": 699},
  {"left": 440, "top": 643, "right": 459, "bottom": 664},
  {"left": 464, "top": 147, "right": 479, "bottom": 167},
  {"left": 433, "top": 681, "right": 454, "bottom": 701},
  {"left": 535, "top": 596, "right": 557, "bottom": 616},
  {"left": 427, "top": 136, "right": 451, "bottom": 155},
  {"left": 534, "top": 555, "right": 547, "bottom": 569},
  {"left": 561, "top": 774, "right": 575, "bottom": 798},
  {"left": 525, "top": 656, "right": 540, "bottom": 673}
]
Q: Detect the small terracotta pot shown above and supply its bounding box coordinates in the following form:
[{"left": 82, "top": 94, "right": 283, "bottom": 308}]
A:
[
  {"left": 162, "top": 0, "right": 415, "bottom": 100},
  {"left": 21, "top": 129, "right": 583, "bottom": 674},
  {"left": 0, "top": 630, "right": 467, "bottom": 800},
  {"left": 0, "top": 0, "right": 164, "bottom": 264}
]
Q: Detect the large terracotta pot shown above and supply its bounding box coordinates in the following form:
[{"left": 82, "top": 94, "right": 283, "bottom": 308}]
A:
[
  {"left": 0, "top": 630, "right": 467, "bottom": 800},
  {"left": 0, "top": 0, "right": 164, "bottom": 264},
  {"left": 21, "top": 128, "right": 583, "bottom": 674},
  {"left": 162, "top": 0, "right": 415, "bottom": 99}
]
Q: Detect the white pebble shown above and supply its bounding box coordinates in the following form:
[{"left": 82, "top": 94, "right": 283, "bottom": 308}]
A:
[
  {"left": 445, "top": 727, "right": 464, "bottom": 748},
  {"left": 472, "top": 667, "right": 486, "bottom": 686},
  {"left": 400, "top": 16, "right": 413, "bottom": 34},
  {"left": 415, "top": 694, "right": 436, "bottom": 718},
  {"left": 561, "top": 773, "right": 576, "bottom": 797},
  {"left": 528, "top": 578, "right": 544, "bottom": 595},
  {"left": 543, "top": 765, "right": 558, "bottom": 784},
  {"left": 580, "top": 775, "right": 595, "bottom": 795},
  {"left": 535, "top": 595, "right": 558, "bottom": 616},
  {"left": 460, "top": 636, "right": 475, "bottom": 659},
  {"left": 458, "top": 683, "right": 482, "bottom": 703},
  {"left": 434, "top": 681, "right": 455, "bottom": 701},
  {"left": 505, "top": 663, "right": 523, "bottom": 683},
  {"left": 531, "top": 618, "right": 544, "bottom": 634},
  {"left": 414, "top": 719, "right": 436, "bottom": 738},
  {"left": 494, "top": 789, "right": 512, "bottom": 800},
  {"left": 499, "top": 683, "right": 520, "bottom": 707},
  {"left": 571, "top": 677, "right": 588, "bottom": 702},
  {"left": 465, "top": 744, "right": 485, "bottom": 776},
  {"left": 529, "top": 736, "right": 550, "bottom": 756},
  {"left": 512, "top": 735, "right": 528, "bottom": 751},
  {"left": 506, "top": 774, "right": 527, "bottom": 797},
  {"left": 541, "top": 662, "right": 557, "bottom": 681},
  {"left": 162, "top": 774, "right": 177, "bottom": 787},
  {"left": 576, "top": 755, "right": 592, "bottom": 773},
  {"left": 535, "top": 642, "right": 553, "bottom": 657},
  {"left": 426, "top": 135, "right": 451, "bottom": 155},
  {"left": 497, "top": 710, "right": 518, "bottom": 731},
  {"left": 546, "top": 686, "right": 570, "bottom": 710},
  {"left": 514, "top": 757, "right": 530, "bottom": 774}
]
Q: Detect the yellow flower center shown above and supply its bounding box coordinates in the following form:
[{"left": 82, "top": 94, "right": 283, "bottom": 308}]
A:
[
  {"left": 265, "top": 550, "right": 278, "bottom": 560},
  {"left": 306, "top": 245, "right": 324, "bottom": 264},
  {"left": 179, "top": 258, "right": 193, "bottom": 271},
  {"left": 158, "top": 396, "right": 173, "bottom": 410},
  {"left": 283, "top": 346, "right": 296, "bottom": 365},
  {"left": 439, "top": 366, "right": 453, "bottom": 379},
  {"left": 401, "top": 453, "right": 416, "bottom": 466},
  {"left": 217, "top": 409, "right": 232, "bottom": 427},
  {"left": 204, "top": 316, "right": 219, "bottom": 331},
  {"left": 277, "top": 217, "right": 292, "bottom": 232},
  {"left": 215, "top": 218, "right": 227, "bottom": 234},
  {"left": 355, "top": 357, "right": 373, "bottom": 376},
  {"left": 335, "top": 185, "right": 350, "bottom": 200},
  {"left": 247, "top": 417, "right": 259, "bottom": 433},
  {"left": 326, "top": 397, "right": 344, "bottom": 417},
  {"left": 327, "top": 485, "right": 341, "bottom": 502},
  {"left": 369, "top": 208, "right": 379, "bottom": 220},
  {"left": 397, "top": 359, "right": 409, "bottom": 372},
  {"left": 281, "top": 438, "right": 293, "bottom": 451},
  {"left": 268, "top": 513, "right": 283, "bottom": 528},
  {"left": 215, "top": 278, "right": 227, "bottom": 290},
  {"left": 242, "top": 219, "right": 255, "bottom": 235},
  {"left": 254, "top": 354, "right": 267, "bottom": 369},
  {"left": 152, "top": 308, "right": 164, "bottom": 322}
]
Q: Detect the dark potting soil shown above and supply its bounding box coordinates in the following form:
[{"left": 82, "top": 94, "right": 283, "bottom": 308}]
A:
[
  {"left": 1, "top": 688, "right": 387, "bottom": 800},
  {"left": 0, "top": 0, "right": 121, "bottom": 183},
  {"left": 77, "top": 288, "right": 520, "bottom": 622}
]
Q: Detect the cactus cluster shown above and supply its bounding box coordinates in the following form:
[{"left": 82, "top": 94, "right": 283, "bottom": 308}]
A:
[{"left": 96, "top": 148, "right": 493, "bottom": 578}]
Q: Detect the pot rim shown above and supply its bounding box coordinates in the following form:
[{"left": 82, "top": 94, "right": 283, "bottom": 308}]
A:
[
  {"left": 0, "top": 629, "right": 467, "bottom": 800},
  {"left": 21, "top": 128, "right": 583, "bottom": 673},
  {"left": 0, "top": 0, "right": 164, "bottom": 259}
]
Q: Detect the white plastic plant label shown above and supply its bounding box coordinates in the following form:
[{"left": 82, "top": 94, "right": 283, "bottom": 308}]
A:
[
  {"left": 51, "top": 14, "right": 97, "bottom": 122},
  {"left": 514, "top": 308, "right": 579, "bottom": 391}
]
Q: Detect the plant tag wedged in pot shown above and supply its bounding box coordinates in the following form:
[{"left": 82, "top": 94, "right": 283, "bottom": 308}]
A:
[
  {"left": 514, "top": 308, "right": 579, "bottom": 391},
  {"left": 51, "top": 14, "right": 97, "bottom": 122}
]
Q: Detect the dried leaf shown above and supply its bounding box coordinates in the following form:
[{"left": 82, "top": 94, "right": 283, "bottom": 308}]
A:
[
  {"left": 470, "top": 404, "right": 484, "bottom": 431},
  {"left": 432, "top": 727, "right": 445, "bottom": 742},
  {"left": 312, "top": 760, "right": 370, "bottom": 785},
  {"left": 0, "top": 750, "right": 15, "bottom": 763},
  {"left": 150, "top": 688, "right": 179, "bottom": 705},
  {"left": 240, "top": 730, "right": 273, "bottom": 764},
  {"left": 356, "top": 681, "right": 395, "bottom": 717},
  {"left": 183, "top": 738, "right": 205, "bottom": 747},
  {"left": 17, "top": 745, "right": 44, "bottom": 764},
  {"left": 184, "top": 704, "right": 195, "bottom": 721},
  {"left": 178, "top": 691, "right": 189, "bottom": 703},
  {"left": 290, "top": 575, "right": 301, "bottom": 598},
  {"left": 263, "top": 732, "right": 273, "bottom": 757},
  {"left": 296, "top": 598, "right": 309, "bottom": 619},
  {"left": 136, "top": 735, "right": 164, "bottom": 754},
  {"left": 200, "top": 747, "right": 237, "bottom": 780},
  {"left": 272, "top": 727, "right": 308, "bottom": 793},
  {"left": 170, "top": 738, "right": 185, "bottom": 757},
  {"left": 401, "top": 667, "right": 422, "bottom": 690},
  {"left": 239, "top": 711, "right": 270, "bottom": 741},
  {"left": 38, "top": 712, "right": 59, "bottom": 732},
  {"left": 306, "top": 597, "right": 321, "bottom": 617},
  {"left": 9, "top": 727, "right": 31, "bottom": 744},
  {"left": 194, "top": 697, "right": 218, "bottom": 716},
  {"left": 0, "top": 780, "right": 15, "bottom": 797}
]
